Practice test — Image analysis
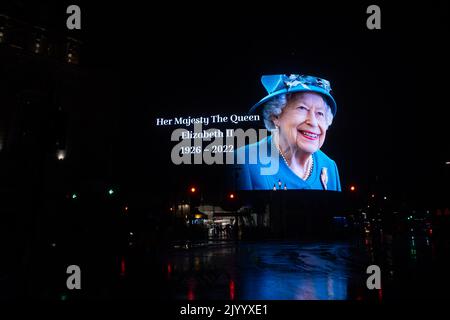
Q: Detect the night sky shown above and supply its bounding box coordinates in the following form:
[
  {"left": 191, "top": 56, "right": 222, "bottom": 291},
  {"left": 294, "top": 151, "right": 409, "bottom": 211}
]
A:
[{"left": 5, "top": 1, "right": 449, "bottom": 203}]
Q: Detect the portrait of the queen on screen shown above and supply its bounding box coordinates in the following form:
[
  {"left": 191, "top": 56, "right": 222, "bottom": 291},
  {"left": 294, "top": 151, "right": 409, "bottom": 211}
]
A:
[{"left": 234, "top": 74, "right": 341, "bottom": 191}]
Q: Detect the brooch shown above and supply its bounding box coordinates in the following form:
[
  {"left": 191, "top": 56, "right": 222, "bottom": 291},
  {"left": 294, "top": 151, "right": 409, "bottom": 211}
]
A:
[{"left": 320, "top": 167, "right": 328, "bottom": 190}]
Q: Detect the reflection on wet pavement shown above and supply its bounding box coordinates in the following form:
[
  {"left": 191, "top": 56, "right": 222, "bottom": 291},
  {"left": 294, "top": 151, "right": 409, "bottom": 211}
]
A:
[
  {"left": 13, "top": 234, "right": 449, "bottom": 300},
  {"left": 152, "top": 232, "right": 450, "bottom": 300},
  {"left": 163, "top": 241, "right": 369, "bottom": 300}
]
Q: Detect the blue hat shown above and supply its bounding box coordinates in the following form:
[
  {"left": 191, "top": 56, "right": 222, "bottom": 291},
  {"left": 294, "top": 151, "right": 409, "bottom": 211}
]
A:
[{"left": 249, "top": 74, "right": 337, "bottom": 116}]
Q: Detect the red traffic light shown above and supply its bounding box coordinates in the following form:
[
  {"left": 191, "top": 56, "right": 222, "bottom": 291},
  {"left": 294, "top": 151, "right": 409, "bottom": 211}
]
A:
[
  {"left": 190, "top": 187, "right": 196, "bottom": 193},
  {"left": 350, "top": 185, "right": 356, "bottom": 192},
  {"left": 229, "top": 193, "right": 235, "bottom": 199}
]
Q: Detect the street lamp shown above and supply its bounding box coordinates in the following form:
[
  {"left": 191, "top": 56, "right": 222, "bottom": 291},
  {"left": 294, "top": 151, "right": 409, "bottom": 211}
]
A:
[
  {"left": 57, "top": 150, "right": 65, "bottom": 160},
  {"left": 188, "top": 186, "right": 198, "bottom": 226}
]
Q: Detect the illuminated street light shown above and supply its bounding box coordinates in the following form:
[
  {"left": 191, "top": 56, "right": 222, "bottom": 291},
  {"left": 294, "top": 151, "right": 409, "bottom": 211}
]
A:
[
  {"left": 57, "top": 150, "right": 65, "bottom": 160},
  {"left": 190, "top": 187, "right": 196, "bottom": 193},
  {"left": 350, "top": 185, "right": 356, "bottom": 192},
  {"left": 229, "top": 193, "right": 235, "bottom": 199}
]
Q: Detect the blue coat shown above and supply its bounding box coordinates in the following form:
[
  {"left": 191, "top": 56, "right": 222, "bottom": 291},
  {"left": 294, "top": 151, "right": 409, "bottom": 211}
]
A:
[{"left": 233, "top": 136, "right": 341, "bottom": 191}]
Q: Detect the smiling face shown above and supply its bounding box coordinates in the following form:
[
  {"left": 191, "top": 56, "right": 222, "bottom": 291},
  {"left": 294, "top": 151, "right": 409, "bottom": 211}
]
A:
[{"left": 272, "top": 92, "right": 330, "bottom": 154}]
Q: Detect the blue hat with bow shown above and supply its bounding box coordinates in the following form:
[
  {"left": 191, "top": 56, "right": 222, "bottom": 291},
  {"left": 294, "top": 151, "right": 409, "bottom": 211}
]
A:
[{"left": 249, "top": 74, "right": 337, "bottom": 116}]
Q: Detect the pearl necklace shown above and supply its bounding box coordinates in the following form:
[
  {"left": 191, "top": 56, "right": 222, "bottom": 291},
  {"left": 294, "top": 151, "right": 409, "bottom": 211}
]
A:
[{"left": 276, "top": 143, "right": 313, "bottom": 180}]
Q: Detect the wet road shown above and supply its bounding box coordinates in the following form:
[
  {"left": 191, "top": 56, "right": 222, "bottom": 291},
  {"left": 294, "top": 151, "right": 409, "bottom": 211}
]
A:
[
  {"left": 3, "top": 233, "right": 450, "bottom": 300},
  {"left": 162, "top": 241, "right": 370, "bottom": 300}
]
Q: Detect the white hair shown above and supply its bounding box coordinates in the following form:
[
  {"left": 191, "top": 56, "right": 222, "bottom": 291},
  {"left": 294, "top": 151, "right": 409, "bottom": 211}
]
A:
[{"left": 262, "top": 93, "right": 334, "bottom": 130}]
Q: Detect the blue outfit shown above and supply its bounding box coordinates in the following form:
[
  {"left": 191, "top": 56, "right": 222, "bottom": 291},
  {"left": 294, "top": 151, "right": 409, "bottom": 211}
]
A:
[{"left": 233, "top": 136, "right": 341, "bottom": 191}]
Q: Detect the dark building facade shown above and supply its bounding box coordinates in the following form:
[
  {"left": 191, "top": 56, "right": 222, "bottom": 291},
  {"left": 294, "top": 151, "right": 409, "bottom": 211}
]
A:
[{"left": 0, "top": 12, "right": 122, "bottom": 298}]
